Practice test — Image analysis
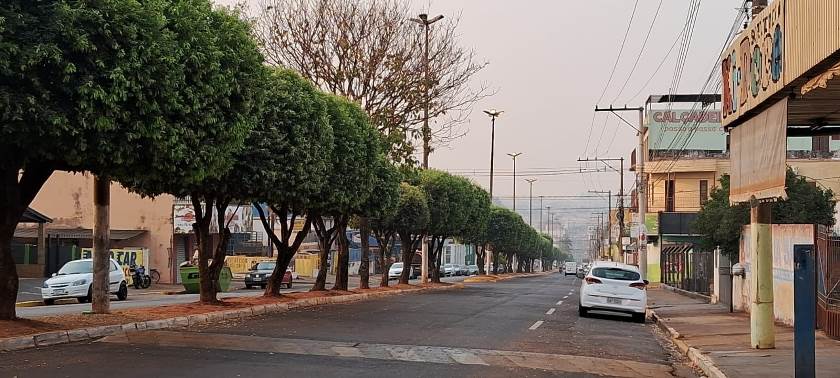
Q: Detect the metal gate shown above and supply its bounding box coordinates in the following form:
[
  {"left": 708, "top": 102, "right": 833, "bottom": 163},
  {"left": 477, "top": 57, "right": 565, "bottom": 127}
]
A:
[
  {"left": 816, "top": 225, "right": 840, "bottom": 338},
  {"left": 661, "top": 243, "right": 714, "bottom": 295}
]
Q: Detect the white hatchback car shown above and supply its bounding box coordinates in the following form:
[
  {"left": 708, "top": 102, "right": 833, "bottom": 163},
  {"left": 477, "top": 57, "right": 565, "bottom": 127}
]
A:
[
  {"left": 41, "top": 258, "right": 128, "bottom": 305},
  {"left": 388, "top": 262, "right": 404, "bottom": 280},
  {"left": 578, "top": 261, "right": 647, "bottom": 323}
]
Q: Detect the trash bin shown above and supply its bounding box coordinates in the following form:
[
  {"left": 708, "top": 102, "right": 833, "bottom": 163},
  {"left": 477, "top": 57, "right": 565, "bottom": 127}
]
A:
[{"left": 179, "top": 265, "right": 233, "bottom": 294}]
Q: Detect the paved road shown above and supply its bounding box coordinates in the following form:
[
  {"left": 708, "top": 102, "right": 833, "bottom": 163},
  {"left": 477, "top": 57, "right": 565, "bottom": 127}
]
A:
[
  {"left": 0, "top": 274, "right": 694, "bottom": 377},
  {"left": 16, "top": 275, "right": 467, "bottom": 318}
]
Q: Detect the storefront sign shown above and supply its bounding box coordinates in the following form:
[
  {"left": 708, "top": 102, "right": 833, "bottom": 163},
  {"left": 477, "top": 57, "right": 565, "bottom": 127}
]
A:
[
  {"left": 173, "top": 204, "right": 253, "bottom": 234},
  {"left": 648, "top": 109, "right": 724, "bottom": 151},
  {"left": 721, "top": 0, "right": 785, "bottom": 126}
]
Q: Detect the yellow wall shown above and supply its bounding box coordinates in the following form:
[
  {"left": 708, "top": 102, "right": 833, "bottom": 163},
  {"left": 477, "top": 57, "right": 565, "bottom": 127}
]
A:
[
  {"left": 29, "top": 171, "right": 176, "bottom": 283},
  {"left": 647, "top": 171, "right": 722, "bottom": 213}
]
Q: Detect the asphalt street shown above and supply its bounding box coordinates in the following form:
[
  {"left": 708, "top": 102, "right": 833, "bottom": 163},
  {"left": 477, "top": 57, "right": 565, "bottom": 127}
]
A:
[{"left": 0, "top": 273, "right": 694, "bottom": 377}]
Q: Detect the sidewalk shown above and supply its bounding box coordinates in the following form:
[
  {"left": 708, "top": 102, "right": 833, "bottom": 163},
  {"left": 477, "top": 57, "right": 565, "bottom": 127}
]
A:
[{"left": 648, "top": 287, "right": 840, "bottom": 378}]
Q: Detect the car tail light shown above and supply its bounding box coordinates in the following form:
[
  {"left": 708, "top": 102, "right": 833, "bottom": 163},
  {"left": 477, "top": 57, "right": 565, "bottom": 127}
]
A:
[
  {"left": 629, "top": 282, "right": 647, "bottom": 290},
  {"left": 585, "top": 277, "right": 601, "bottom": 284}
]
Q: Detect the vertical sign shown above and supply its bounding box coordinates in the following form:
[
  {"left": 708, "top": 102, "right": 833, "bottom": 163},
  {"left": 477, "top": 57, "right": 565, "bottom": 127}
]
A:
[{"left": 793, "top": 244, "right": 815, "bottom": 378}]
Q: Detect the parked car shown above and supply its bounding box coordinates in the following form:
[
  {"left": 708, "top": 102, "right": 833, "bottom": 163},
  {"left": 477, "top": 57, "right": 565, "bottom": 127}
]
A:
[
  {"left": 443, "top": 264, "right": 457, "bottom": 276},
  {"left": 458, "top": 265, "right": 469, "bottom": 276},
  {"left": 388, "top": 262, "right": 405, "bottom": 280},
  {"left": 467, "top": 265, "right": 479, "bottom": 275},
  {"left": 564, "top": 261, "right": 577, "bottom": 276},
  {"left": 578, "top": 261, "right": 648, "bottom": 323},
  {"left": 41, "top": 258, "right": 128, "bottom": 305},
  {"left": 245, "top": 261, "right": 292, "bottom": 289}
]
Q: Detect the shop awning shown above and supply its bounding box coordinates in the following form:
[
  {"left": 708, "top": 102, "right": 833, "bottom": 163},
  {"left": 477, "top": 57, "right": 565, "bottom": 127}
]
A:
[{"left": 14, "top": 227, "right": 147, "bottom": 240}]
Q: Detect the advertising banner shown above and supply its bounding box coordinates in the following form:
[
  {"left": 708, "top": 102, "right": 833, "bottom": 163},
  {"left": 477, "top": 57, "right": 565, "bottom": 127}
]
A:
[
  {"left": 174, "top": 204, "right": 253, "bottom": 234},
  {"left": 647, "top": 109, "right": 725, "bottom": 151}
]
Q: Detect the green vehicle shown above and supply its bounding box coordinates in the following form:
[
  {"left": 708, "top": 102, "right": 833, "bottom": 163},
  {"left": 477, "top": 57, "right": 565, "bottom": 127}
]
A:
[{"left": 179, "top": 265, "right": 232, "bottom": 294}]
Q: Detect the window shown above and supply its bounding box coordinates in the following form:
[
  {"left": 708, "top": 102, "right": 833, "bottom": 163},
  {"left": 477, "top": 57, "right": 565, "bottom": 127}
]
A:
[
  {"left": 591, "top": 267, "right": 640, "bottom": 281},
  {"left": 111, "top": 262, "right": 119, "bottom": 272},
  {"left": 665, "top": 179, "right": 676, "bottom": 212},
  {"left": 699, "top": 180, "right": 709, "bottom": 205}
]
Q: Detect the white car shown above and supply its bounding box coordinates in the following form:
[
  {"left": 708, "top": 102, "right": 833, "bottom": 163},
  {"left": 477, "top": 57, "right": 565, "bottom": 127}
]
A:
[
  {"left": 578, "top": 261, "right": 647, "bottom": 323},
  {"left": 388, "top": 262, "right": 404, "bottom": 280},
  {"left": 564, "top": 261, "right": 577, "bottom": 276},
  {"left": 41, "top": 258, "right": 128, "bottom": 305}
]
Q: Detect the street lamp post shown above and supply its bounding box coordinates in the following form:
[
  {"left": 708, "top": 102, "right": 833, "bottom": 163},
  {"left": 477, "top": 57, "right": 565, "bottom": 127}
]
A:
[
  {"left": 507, "top": 152, "right": 522, "bottom": 213},
  {"left": 525, "top": 179, "right": 537, "bottom": 226},
  {"left": 411, "top": 13, "right": 443, "bottom": 285},
  {"left": 410, "top": 13, "right": 444, "bottom": 170},
  {"left": 483, "top": 109, "right": 503, "bottom": 275}
]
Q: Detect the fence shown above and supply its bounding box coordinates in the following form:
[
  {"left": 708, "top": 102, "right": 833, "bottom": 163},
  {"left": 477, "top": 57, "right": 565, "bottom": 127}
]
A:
[
  {"left": 11, "top": 243, "right": 38, "bottom": 265},
  {"left": 661, "top": 243, "right": 714, "bottom": 295},
  {"left": 816, "top": 225, "right": 840, "bottom": 338}
]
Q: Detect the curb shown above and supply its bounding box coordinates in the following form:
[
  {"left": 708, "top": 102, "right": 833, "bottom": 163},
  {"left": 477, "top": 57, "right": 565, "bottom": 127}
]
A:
[
  {"left": 650, "top": 310, "right": 727, "bottom": 378},
  {"left": 15, "top": 299, "right": 77, "bottom": 308},
  {"left": 463, "top": 272, "right": 551, "bottom": 283},
  {"left": 0, "top": 284, "right": 462, "bottom": 353},
  {"left": 659, "top": 284, "right": 711, "bottom": 303}
]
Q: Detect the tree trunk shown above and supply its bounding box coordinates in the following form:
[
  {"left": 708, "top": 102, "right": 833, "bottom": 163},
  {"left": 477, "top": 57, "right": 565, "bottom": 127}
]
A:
[
  {"left": 312, "top": 216, "right": 336, "bottom": 292},
  {"left": 398, "top": 232, "right": 415, "bottom": 285},
  {"left": 358, "top": 217, "right": 370, "bottom": 289},
  {"left": 191, "top": 196, "right": 218, "bottom": 304},
  {"left": 255, "top": 204, "right": 312, "bottom": 297},
  {"left": 430, "top": 237, "right": 445, "bottom": 284},
  {"left": 0, "top": 166, "right": 52, "bottom": 320},
  {"left": 332, "top": 221, "right": 349, "bottom": 291},
  {"left": 376, "top": 232, "right": 392, "bottom": 288},
  {"left": 476, "top": 245, "right": 487, "bottom": 275},
  {"left": 91, "top": 176, "right": 111, "bottom": 314},
  {"left": 205, "top": 201, "right": 232, "bottom": 301}
]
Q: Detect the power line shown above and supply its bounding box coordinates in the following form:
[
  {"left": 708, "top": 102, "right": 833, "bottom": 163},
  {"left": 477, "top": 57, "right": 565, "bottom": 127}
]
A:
[
  {"left": 595, "top": 0, "right": 640, "bottom": 105},
  {"left": 611, "top": 0, "right": 664, "bottom": 103}
]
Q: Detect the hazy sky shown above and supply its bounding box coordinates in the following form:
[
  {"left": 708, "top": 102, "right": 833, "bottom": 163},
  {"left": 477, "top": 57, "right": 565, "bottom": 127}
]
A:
[{"left": 216, "top": 0, "right": 741, "bottom": 233}]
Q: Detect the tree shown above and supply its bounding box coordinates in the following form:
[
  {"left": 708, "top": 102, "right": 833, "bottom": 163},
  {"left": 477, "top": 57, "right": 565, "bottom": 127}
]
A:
[
  {"left": 310, "top": 94, "right": 381, "bottom": 292},
  {"left": 458, "top": 182, "right": 491, "bottom": 274},
  {"left": 393, "top": 183, "right": 430, "bottom": 284},
  {"left": 251, "top": 69, "right": 333, "bottom": 297},
  {"left": 356, "top": 158, "right": 400, "bottom": 289},
  {"left": 0, "top": 0, "right": 260, "bottom": 318},
  {"left": 419, "top": 170, "right": 474, "bottom": 283},
  {"left": 693, "top": 169, "right": 836, "bottom": 260},
  {"left": 486, "top": 206, "right": 520, "bottom": 274},
  {"left": 254, "top": 0, "right": 490, "bottom": 164}
]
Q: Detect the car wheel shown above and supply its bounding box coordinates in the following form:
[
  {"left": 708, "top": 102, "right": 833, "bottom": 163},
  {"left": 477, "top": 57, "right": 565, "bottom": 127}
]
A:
[
  {"left": 578, "top": 304, "right": 588, "bottom": 317},
  {"left": 245, "top": 284, "right": 253, "bottom": 289},
  {"left": 117, "top": 282, "right": 128, "bottom": 301},
  {"left": 44, "top": 299, "right": 55, "bottom": 306},
  {"left": 632, "top": 313, "right": 646, "bottom": 323}
]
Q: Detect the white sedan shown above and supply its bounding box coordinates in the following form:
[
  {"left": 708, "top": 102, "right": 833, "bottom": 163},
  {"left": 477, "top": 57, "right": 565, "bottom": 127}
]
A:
[
  {"left": 388, "top": 262, "right": 404, "bottom": 280},
  {"left": 41, "top": 258, "right": 128, "bottom": 305},
  {"left": 578, "top": 261, "right": 647, "bottom": 323}
]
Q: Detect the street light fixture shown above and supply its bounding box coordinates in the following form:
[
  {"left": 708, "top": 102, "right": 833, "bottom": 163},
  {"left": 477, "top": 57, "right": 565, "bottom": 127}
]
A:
[
  {"left": 484, "top": 109, "right": 503, "bottom": 201},
  {"left": 525, "top": 178, "right": 537, "bottom": 226},
  {"left": 410, "top": 13, "right": 444, "bottom": 169},
  {"left": 507, "top": 152, "right": 522, "bottom": 212}
]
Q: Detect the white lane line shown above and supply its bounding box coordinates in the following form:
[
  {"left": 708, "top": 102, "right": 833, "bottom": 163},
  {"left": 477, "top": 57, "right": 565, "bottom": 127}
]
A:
[
  {"left": 529, "top": 320, "right": 544, "bottom": 330},
  {"left": 556, "top": 300, "right": 563, "bottom": 305},
  {"left": 563, "top": 295, "right": 568, "bottom": 299},
  {"left": 546, "top": 308, "right": 556, "bottom": 315}
]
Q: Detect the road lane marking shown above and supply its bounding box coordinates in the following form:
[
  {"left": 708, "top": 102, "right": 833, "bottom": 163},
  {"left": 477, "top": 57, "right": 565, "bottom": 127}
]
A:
[
  {"left": 546, "top": 308, "right": 555, "bottom": 315},
  {"left": 528, "top": 320, "right": 544, "bottom": 330},
  {"left": 556, "top": 300, "right": 563, "bottom": 305},
  {"left": 101, "top": 330, "right": 674, "bottom": 377},
  {"left": 563, "top": 295, "right": 568, "bottom": 299}
]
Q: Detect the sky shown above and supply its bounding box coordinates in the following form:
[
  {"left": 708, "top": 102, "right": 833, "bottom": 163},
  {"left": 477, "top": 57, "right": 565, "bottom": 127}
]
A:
[{"left": 215, "top": 0, "right": 744, "bottom": 252}]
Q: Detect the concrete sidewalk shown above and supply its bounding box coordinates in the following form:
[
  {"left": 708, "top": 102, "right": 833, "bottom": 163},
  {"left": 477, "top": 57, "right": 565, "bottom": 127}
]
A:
[{"left": 648, "top": 287, "right": 840, "bottom": 378}]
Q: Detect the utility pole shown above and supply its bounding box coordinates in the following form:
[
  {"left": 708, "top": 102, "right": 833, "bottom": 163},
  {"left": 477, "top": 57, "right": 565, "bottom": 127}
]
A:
[
  {"left": 594, "top": 105, "right": 645, "bottom": 277},
  {"left": 539, "top": 196, "right": 544, "bottom": 232},
  {"left": 589, "top": 190, "right": 612, "bottom": 260},
  {"left": 507, "top": 152, "right": 523, "bottom": 213},
  {"left": 411, "top": 13, "right": 443, "bottom": 285},
  {"left": 578, "top": 157, "right": 625, "bottom": 258},
  {"left": 526, "top": 179, "right": 537, "bottom": 226},
  {"left": 483, "top": 109, "right": 503, "bottom": 275}
]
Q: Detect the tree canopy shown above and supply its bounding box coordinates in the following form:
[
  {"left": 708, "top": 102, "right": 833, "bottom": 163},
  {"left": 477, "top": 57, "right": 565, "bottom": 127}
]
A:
[{"left": 693, "top": 169, "right": 837, "bottom": 260}]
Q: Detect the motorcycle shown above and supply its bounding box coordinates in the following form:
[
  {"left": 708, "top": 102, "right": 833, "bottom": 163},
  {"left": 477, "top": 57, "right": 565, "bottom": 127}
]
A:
[{"left": 129, "top": 264, "right": 152, "bottom": 289}]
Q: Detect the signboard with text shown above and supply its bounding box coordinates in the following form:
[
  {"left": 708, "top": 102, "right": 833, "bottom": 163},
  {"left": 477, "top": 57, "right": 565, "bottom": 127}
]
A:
[{"left": 647, "top": 109, "right": 725, "bottom": 151}]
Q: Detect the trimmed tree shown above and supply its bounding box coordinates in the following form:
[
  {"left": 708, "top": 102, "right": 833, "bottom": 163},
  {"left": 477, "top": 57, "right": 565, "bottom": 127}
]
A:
[
  {"left": 310, "top": 95, "right": 381, "bottom": 291},
  {"left": 356, "top": 158, "right": 400, "bottom": 289},
  {"left": 459, "top": 183, "right": 491, "bottom": 275},
  {"left": 249, "top": 69, "right": 333, "bottom": 297},
  {"left": 0, "top": 0, "right": 260, "bottom": 318},
  {"left": 419, "top": 170, "right": 475, "bottom": 283},
  {"left": 394, "top": 183, "right": 430, "bottom": 284}
]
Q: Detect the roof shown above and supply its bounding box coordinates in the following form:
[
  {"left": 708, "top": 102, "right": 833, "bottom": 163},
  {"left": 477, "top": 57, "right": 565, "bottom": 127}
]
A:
[
  {"left": 590, "top": 260, "right": 640, "bottom": 272},
  {"left": 14, "top": 227, "right": 147, "bottom": 241},
  {"left": 20, "top": 208, "right": 52, "bottom": 224},
  {"left": 645, "top": 94, "right": 721, "bottom": 105}
]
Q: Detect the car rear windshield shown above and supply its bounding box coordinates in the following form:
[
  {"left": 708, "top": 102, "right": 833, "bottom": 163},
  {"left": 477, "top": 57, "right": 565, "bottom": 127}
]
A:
[
  {"left": 591, "top": 267, "right": 640, "bottom": 281},
  {"left": 255, "top": 262, "right": 276, "bottom": 270},
  {"left": 391, "top": 263, "right": 403, "bottom": 268},
  {"left": 58, "top": 261, "right": 92, "bottom": 275}
]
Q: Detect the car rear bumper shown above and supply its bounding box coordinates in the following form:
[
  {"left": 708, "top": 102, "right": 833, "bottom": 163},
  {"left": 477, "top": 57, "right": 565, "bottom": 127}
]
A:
[{"left": 580, "top": 293, "right": 646, "bottom": 314}]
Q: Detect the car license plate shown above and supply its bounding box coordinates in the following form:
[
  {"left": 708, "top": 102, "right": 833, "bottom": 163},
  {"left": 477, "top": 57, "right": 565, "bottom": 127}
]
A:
[
  {"left": 607, "top": 297, "right": 621, "bottom": 305},
  {"left": 53, "top": 289, "right": 66, "bottom": 295}
]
